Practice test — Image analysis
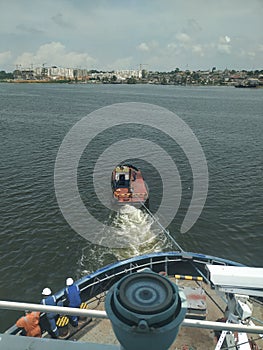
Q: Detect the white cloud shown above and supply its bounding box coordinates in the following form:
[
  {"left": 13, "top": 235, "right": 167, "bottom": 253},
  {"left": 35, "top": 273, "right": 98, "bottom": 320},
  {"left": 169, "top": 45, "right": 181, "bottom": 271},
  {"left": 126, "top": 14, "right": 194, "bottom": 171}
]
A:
[
  {"left": 0, "top": 1, "right": 262, "bottom": 71},
  {"left": 168, "top": 40, "right": 204, "bottom": 57},
  {"left": 217, "top": 44, "right": 231, "bottom": 54},
  {"left": 247, "top": 51, "right": 256, "bottom": 58},
  {"left": 107, "top": 56, "right": 134, "bottom": 70},
  {"left": 217, "top": 36, "right": 231, "bottom": 54},
  {"left": 51, "top": 12, "right": 74, "bottom": 28},
  {"left": 167, "top": 43, "right": 178, "bottom": 50},
  {"left": 137, "top": 43, "right": 149, "bottom": 52},
  {"left": 219, "top": 36, "right": 231, "bottom": 44},
  {"left": 192, "top": 45, "right": 204, "bottom": 57},
  {"left": 0, "top": 51, "right": 12, "bottom": 65},
  {"left": 14, "top": 42, "right": 95, "bottom": 68},
  {"left": 240, "top": 48, "right": 261, "bottom": 60},
  {"left": 137, "top": 41, "right": 159, "bottom": 53},
  {"left": 176, "top": 33, "right": 191, "bottom": 43}
]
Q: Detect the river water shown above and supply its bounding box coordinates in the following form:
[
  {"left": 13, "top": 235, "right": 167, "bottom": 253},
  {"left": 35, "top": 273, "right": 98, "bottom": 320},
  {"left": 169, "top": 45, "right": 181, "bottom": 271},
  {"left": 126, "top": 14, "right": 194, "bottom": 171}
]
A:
[{"left": 0, "top": 83, "right": 262, "bottom": 331}]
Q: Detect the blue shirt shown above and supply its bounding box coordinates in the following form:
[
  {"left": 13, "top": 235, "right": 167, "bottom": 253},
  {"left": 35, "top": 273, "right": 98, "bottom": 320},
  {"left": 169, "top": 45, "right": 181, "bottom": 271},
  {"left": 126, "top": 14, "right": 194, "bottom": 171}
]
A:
[
  {"left": 41, "top": 295, "right": 56, "bottom": 319},
  {"left": 65, "top": 284, "right": 81, "bottom": 308}
]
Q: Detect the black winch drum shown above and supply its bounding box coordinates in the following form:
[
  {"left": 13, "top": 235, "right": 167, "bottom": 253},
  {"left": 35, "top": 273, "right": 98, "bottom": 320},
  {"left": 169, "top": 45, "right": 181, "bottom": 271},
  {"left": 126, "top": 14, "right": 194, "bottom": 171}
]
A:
[{"left": 105, "top": 270, "right": 187, "bottom": 350}]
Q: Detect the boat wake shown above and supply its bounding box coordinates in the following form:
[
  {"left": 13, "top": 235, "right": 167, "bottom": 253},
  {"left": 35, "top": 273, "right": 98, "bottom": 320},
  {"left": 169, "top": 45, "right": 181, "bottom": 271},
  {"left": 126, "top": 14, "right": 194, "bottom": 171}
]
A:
[
  {"left": 110, "top": 205, "right": 169, "bottom": 259},
  {"left": 78, "top": 205, "right": 171, "bottom": 275}
]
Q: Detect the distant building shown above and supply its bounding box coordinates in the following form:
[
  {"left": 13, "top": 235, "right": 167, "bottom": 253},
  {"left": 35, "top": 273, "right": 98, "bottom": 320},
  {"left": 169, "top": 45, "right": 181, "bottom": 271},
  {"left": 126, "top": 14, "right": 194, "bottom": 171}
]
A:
[
  {"left": 13, "top": 65, "right": 86, "bottom": 81},
  {"left": 45, "top": 66, "right": 74, "bottom": 80},
  {"left": 13, "top": 69, "right": 34, "bottom": 80},
  {"left": 73, "top": 69, "right": 88, "bottom": 80},
  {"left": 11, "top": 65, "right": 263, "bottom": 85},
  {"left": 115, "top": 70, "right": 142, "bottom": 80}
]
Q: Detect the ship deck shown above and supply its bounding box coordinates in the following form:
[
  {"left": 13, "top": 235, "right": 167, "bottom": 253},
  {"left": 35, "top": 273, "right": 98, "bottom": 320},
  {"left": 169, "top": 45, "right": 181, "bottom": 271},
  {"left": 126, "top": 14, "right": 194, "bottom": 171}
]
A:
[
  {"left": 70, "top": 278, "right": 263, "bottom": 350},
  {"left": 3, "top": 252, "right": 263, "bottom": 350},
  {"left": 130, "top": 171, "right": 147, "bottom": 194}
]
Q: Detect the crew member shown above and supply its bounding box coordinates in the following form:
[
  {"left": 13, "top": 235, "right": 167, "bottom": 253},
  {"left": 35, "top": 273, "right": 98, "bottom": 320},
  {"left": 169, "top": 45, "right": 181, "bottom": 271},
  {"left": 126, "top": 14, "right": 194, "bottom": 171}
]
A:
[
  {"left": 41, "top": 287, "right": 59, "bottom": 338},
  {"left": 64, "top": 277, "right": 81, "bottom": 327},
  {"left": 16, "top": 310, "right": 41, "bottom": 337}
]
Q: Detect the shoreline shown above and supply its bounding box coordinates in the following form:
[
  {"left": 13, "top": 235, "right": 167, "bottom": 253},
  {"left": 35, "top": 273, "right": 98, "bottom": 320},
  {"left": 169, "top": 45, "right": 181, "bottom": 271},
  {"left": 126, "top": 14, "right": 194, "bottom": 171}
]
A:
[{"left": 1, "top": 80, "right": 262, "bottom": 88}]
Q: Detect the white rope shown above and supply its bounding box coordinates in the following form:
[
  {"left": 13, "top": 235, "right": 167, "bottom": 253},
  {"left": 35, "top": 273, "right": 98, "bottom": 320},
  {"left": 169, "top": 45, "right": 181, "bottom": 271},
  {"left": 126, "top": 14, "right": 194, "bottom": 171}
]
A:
[{"left": 140, "top": 202, "right": 184, "bottom": 252}]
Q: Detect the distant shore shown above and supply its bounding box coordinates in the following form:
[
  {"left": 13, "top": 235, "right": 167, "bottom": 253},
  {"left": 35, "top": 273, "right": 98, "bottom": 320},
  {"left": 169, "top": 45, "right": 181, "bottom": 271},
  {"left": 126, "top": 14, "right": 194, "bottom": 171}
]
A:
[
  {"left": 1, "top": 80, "right": 263, "bottom": 88},
  {"left": 1, "top": 68, "right": 262, "bottom": 87}
]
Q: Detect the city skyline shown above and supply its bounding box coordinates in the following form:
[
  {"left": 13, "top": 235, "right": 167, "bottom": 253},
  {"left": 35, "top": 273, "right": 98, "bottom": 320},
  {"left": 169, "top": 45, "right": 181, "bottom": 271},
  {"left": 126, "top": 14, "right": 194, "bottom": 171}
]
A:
[{"left": 0, "top": 0, "right": 262, "bottom": 73}]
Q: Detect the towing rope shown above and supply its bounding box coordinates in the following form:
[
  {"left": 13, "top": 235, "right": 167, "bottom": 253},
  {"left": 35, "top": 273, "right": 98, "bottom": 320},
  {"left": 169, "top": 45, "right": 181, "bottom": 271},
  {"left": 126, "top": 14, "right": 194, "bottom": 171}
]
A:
[{"left": 140, "top": 201, "right": 184, "bottom": 252}]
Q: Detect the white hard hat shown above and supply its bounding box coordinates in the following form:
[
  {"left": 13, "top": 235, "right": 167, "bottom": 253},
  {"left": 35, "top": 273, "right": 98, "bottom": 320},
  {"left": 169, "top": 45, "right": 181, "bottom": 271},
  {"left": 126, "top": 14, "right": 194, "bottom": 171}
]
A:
[
  {"left": 66, "top": 277, "right": 74, "bottom": 286},
  {"left": 42, "top": 287, "right": 52, "bottom": 296}
]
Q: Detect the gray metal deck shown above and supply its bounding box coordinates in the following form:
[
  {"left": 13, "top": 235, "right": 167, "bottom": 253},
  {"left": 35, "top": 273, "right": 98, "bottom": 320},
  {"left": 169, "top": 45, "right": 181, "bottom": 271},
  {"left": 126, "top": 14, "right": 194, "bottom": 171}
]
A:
[{"left": 0, "top": 333, "right": 119, "bottom": 350}]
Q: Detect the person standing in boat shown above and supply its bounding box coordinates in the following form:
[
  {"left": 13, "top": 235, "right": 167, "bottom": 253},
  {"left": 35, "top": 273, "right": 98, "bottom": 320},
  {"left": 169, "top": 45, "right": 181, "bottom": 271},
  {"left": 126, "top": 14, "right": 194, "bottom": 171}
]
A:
[
  {"left": 41, "top": 287, "right": 59, "bottom": 338},
  {"left": 16, "top": 310, "right": 41, "bottom": 337},
  {"left": 64, "top": 277, "right": 81, "bottom": 327}
]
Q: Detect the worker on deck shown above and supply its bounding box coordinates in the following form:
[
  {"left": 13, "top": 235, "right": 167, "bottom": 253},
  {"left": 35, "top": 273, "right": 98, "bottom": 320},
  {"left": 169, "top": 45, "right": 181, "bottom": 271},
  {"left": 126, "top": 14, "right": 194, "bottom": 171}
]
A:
[
  {"left": 41, "top": 287, "right": 59, "bottom": 338},
  {"left": 64, "top": 277, "right": 81, "bottom": 327},
  {"left": 16, "top": 310, "right": 41, "bottom": 337}
]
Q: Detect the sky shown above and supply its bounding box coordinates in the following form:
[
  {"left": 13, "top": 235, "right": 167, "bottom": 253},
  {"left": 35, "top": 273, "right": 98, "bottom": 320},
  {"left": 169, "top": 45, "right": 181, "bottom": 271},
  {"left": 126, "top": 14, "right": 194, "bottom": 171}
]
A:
[{"left": 0, "top": 0, "right": 262, "bottom": 72}]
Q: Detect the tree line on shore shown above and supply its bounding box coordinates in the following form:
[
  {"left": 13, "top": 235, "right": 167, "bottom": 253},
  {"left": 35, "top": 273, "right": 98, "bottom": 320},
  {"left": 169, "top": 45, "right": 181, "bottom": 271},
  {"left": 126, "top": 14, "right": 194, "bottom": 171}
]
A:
[{"left": 1, "top": 68, "right": 263, "bottom": 85}]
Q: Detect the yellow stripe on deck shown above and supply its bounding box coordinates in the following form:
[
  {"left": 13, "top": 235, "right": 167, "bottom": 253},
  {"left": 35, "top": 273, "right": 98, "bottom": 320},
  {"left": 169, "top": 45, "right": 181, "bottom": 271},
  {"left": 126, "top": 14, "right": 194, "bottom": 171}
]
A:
[
  {"left": 56, "top": 316, "right": 69, "bottom": 327},
  {"left": 175, "top": 274, "right": 203, "bottom": 281},
  {"left": 80, "top": 302, "right": 88, "bottom": 309}
]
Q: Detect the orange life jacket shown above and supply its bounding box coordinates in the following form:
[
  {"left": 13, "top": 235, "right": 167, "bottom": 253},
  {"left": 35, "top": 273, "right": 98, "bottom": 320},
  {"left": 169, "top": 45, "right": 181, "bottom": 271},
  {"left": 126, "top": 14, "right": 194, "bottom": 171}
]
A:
[{"left": 16, "top": 311, "right": 41, "bottom": 337}]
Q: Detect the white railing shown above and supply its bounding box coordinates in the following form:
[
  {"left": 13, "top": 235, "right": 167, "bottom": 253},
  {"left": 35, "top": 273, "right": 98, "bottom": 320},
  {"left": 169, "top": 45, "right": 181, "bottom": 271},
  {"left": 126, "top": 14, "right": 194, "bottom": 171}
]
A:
[{"left": 1, "top": 300, "right": 263, "bottom": 335}]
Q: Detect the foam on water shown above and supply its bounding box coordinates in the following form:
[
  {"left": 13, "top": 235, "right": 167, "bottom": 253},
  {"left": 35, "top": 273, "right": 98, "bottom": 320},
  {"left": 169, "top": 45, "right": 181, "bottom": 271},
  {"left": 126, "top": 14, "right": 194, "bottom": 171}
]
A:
[
  {"left": 78, "top": 205, "right": 170, "bottom": 274},
  {"left": 110, "top": 205, "right": 169, "bottom": 259}
]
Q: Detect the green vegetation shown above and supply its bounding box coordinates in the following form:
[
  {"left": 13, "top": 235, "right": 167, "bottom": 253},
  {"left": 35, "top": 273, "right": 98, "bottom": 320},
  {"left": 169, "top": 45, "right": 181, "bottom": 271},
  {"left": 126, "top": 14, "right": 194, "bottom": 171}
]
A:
[
  {"left": 0, "top": 71, "right": 14, "bottom": 80},
  {"left": 1, "top": 67, "right": 263, "bottom": 86},
  {"left": 127, "top": 77, "right": 136, "bottom": 84}
]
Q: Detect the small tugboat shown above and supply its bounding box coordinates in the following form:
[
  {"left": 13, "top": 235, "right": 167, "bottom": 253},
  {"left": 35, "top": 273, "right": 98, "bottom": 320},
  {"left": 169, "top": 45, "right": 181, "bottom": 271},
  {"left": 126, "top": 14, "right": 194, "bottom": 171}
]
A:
[{"left": 111, "top": 164, "right": 148, "bottom": 205}]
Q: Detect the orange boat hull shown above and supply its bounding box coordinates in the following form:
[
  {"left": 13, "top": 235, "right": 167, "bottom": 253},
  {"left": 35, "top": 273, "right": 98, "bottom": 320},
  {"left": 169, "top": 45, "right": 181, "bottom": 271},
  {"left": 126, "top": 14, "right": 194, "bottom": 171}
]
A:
[{"left": 112, "top": 165, "right": 148, "bottom": 205}]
